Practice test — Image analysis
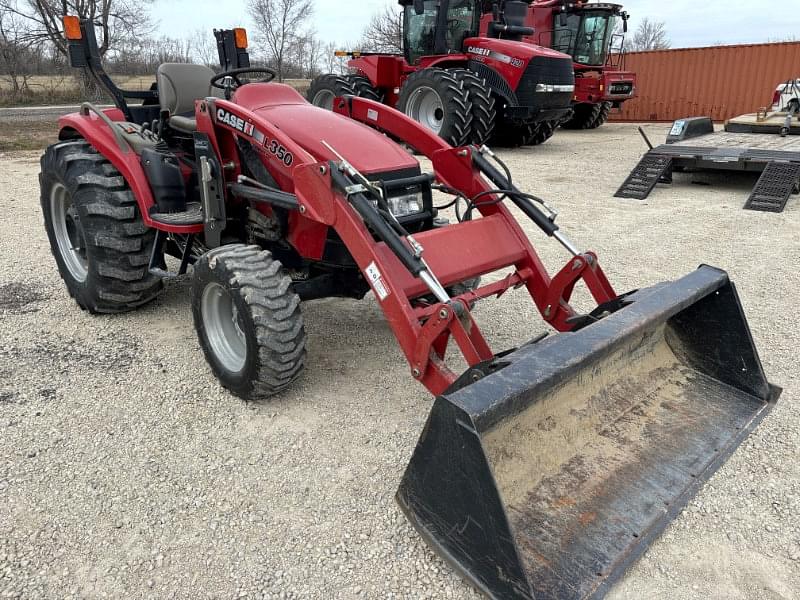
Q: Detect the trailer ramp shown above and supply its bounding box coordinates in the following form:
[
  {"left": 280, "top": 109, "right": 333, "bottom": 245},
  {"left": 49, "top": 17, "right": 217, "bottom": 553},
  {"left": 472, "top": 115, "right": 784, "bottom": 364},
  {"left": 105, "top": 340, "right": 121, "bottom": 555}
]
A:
[
  {"left": 614, "top": 152, "right": 672, "bottom": 199},
  {"left": 744, "top": 161, "right": 800, "bottom": 212}
]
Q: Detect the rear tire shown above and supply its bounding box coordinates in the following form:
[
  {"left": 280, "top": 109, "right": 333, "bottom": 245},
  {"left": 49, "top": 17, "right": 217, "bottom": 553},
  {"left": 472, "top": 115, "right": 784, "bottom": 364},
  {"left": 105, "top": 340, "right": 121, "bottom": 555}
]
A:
[
  {"left": 527, "top": 121, "right": 557, "bottom": 146},
  {"left": 347, "top": 74, "right": 383, "bottom": 102},
  {"left": 450, "top": 69, "right": 496, "bottom": 146},
  {"left": 307, "top": 74, "right": 355, "bottom": 110},
  {"left": 192, "top": 244, "right": 306, "bottom": 401},
  {"left": 492, "top": 121, "right": 537, "bottom": 147},
  {"left": 561, "top": 102, "right": 602, "bottom": 129},
  {"left": 398, "top": 68, "right": 472, "bottom": 147},
  {"left": 39, "top": 140, "right": 162, "bottom": 313},
  {"left": 587, "top": 101, "right": 612, "bottom": 129}
]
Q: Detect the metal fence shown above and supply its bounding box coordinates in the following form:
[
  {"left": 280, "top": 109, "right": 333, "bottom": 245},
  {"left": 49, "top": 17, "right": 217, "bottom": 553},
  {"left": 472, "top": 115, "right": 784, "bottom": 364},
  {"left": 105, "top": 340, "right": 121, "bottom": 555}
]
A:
[{"left": 610, "top": 42, "right": 800, "bottom": 122}]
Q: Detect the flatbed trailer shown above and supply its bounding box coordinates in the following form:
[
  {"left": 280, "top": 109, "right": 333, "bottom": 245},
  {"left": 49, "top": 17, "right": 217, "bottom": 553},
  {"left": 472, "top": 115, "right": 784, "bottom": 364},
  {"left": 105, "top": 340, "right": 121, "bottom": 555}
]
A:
[{"left": 616, "top": 115, "right": 800, "bottom": 212}]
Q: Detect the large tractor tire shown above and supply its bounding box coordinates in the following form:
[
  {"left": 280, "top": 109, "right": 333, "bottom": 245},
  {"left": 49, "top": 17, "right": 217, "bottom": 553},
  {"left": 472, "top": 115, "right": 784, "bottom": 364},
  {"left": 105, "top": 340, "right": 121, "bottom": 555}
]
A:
[
  {"left": 192, "top": 244, "right": 306, "bottom": 401},
  {"left": 40, "top": 140, "right": 162, "bottom": 314},
  {"left": 491, "top": 121, "right": 537, "bottom": 148},
  {"left": 307, "top": 74, "right": 356, "bottom": 110},
  {"left": 587, "top": 101, "right": 612, "bottom": 129},
  {"left": 347, "top": 74, "right": 383, "bottom": 102},
  {"left": 527, "top": 121, "right": 558, "bottom": 146},
  {"left": 398, "top": 68, "right": 472, "bottom": 147},
  {"left": 561, "top": 102, "right": 602, "bottom": 129},
  {"left": 450, "top": 69, "right": 496, "bottom": 146}
]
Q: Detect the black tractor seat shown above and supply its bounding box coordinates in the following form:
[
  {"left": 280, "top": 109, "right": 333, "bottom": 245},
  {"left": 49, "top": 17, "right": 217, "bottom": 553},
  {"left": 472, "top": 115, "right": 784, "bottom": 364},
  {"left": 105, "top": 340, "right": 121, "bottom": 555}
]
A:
[{"left": 156, "top": 63, "right": 223, "bottom": 133}]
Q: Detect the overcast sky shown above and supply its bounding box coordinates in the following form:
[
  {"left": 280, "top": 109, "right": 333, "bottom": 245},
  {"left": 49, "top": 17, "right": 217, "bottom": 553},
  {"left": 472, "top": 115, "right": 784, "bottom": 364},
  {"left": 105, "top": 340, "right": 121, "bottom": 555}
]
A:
[{"left": 153, "top": 0, "right": 800, "bottom": 49}]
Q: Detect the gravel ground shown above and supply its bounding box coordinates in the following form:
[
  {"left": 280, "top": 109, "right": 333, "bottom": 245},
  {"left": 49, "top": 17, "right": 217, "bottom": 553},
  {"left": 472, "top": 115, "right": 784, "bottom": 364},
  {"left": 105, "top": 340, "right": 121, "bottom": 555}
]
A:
[{"left": 1, "top": 123, "right": 798, "bottom": 599}]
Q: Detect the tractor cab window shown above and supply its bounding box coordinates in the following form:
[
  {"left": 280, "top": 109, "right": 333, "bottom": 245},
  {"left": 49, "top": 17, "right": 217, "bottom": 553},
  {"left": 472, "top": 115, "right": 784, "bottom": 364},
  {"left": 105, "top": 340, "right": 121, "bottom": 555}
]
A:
[
  {"left": 445, "top": 0, "right": 478, "bottom": 52},
  {"left": 554, "top": 11, "right": 617, "bottom": 67},
  {"left": 404, "top": 0, "right": 440, "bottom": 64}
]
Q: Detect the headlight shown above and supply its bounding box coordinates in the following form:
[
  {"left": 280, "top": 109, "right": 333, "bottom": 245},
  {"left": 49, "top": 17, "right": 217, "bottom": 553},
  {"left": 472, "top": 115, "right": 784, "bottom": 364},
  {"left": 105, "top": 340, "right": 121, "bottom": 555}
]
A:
[
  {"left": 370, "top": 189, "right": 424, "bottom": 218},
  {"left": 386, "top": 190, "right": 423, "bottom": 218},
  {"left": 535, "top": 84, "right": 575, "bottom": 93}
]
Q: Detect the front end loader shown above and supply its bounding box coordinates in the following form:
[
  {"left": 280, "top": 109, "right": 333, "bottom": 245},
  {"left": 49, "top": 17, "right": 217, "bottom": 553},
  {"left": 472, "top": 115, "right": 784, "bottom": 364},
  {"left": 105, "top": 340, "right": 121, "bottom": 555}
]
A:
[{"left": 44, "top": 19, "right": 780, "bottom": 600}]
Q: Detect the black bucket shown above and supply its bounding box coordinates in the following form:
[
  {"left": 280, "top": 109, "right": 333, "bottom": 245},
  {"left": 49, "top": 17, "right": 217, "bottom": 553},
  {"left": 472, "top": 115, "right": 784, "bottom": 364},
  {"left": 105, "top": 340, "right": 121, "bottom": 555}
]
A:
[{"left": 397, "top": 265, "right": 780, "bottom": 600}]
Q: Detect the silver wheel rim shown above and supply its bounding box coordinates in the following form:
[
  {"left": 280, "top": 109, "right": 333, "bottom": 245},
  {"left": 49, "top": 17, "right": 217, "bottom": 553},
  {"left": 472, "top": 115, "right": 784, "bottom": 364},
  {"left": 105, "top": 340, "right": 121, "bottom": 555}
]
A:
[
  {"left": 312, "top": 89, "right": 335, "bottom": 110},
  {"left": 201, "top": 282, "right": 247, "bottom": 373},
  {"left": 405, "top": 86, "right": 445, "bottom": 134},
  {"left": 50, "top": 182, "right": 88, "bottom": 282}
]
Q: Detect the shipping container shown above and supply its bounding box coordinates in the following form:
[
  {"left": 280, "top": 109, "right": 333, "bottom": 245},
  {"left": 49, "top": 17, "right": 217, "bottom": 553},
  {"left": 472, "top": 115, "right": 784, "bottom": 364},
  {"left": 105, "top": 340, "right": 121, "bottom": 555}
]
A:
[{"left": 611, "top": 42, "right": 800, "bottom": 122}]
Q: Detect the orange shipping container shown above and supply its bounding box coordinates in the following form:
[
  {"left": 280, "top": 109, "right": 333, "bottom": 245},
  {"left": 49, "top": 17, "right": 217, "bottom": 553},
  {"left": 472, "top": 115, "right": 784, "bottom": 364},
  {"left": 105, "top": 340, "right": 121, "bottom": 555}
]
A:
[{"left": 610, "top": 41, "right": 800, "bottom": 122}]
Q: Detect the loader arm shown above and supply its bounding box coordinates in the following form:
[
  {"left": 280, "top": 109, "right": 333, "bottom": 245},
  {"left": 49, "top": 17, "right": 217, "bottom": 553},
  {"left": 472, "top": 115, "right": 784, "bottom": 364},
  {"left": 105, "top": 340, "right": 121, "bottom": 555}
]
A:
[{"left": 335, "top": 96, "right": 618, "bottom": 327}]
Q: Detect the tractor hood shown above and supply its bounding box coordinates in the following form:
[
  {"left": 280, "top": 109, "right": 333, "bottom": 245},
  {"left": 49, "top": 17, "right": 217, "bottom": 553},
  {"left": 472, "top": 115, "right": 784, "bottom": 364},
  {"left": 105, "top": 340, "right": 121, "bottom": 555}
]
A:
[{"left": 232, "top": 84, "right": 418, "bottom": 175}]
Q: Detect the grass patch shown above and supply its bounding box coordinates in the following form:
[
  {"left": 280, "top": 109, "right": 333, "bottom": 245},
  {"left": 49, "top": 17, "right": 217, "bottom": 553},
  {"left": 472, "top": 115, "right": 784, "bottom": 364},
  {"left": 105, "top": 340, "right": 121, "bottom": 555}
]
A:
[{"left": 0, "top": 118, "right": 59, "bottom": 152}]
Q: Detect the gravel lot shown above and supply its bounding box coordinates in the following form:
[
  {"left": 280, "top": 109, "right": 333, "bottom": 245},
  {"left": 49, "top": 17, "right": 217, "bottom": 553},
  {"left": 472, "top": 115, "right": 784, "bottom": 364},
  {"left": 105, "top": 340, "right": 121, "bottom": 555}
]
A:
[{"left": 1, "top": 123, "right": 798, "bottom": 599}]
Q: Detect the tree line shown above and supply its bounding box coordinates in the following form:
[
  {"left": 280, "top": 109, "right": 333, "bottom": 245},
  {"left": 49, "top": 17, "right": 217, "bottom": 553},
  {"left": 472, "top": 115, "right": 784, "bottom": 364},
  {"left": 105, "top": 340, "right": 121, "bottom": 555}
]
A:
[{"left": 0, "top": 0, "right": 351, "bottom": 102}]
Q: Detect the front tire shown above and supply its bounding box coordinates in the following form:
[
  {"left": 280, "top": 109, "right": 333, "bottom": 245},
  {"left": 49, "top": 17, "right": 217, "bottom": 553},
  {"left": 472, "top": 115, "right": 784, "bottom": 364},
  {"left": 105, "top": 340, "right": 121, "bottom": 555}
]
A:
[
  {"left": 39, "top": 140, "right": 162, "bottom": 313},
  {"left": 450, "top": 69, "right": 496, "bottom": 146},
  {"left": 398, "top": 68, "right": 472, "bottom": 146},
  {"left": 192, "top": 245, "right": 306, "bottom": 401}
]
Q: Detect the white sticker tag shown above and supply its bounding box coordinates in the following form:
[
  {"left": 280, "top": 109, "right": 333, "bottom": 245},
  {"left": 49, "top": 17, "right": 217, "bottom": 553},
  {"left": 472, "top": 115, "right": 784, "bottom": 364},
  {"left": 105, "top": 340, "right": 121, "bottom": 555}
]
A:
[
  {"left": 367, "top": 108, "right": 379, "bottom": 121},
  {"left": 669, "top": 120, "right": 686, "bottom": 136},
  {"left": 372, "top": 278, "right": 389, "bottom": 301},
  {"left": 366, "top": 261, "right": 389, "bottom": 301}
]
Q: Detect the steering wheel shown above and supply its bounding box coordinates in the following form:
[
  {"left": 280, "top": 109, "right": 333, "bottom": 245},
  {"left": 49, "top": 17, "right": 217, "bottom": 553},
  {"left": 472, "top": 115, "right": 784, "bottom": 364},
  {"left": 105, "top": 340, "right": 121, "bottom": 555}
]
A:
[{"left": 210, "top": 67, "right": 278, "bottom": 98}]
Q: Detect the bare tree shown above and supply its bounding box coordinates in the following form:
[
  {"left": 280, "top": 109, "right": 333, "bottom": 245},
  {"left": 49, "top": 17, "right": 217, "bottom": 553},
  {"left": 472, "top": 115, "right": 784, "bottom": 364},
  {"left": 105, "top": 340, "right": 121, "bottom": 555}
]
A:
[
  {"left": 192, "top": 29, "right": 219, "bottom": 69},
  {"left": 359, "top": 6, "right": 403, "bottom": 54},
  {"left": 293, "top": 32, "right": 324, "bottom": 79},
  {"left": 627, "top": 18, "right": 671, "bottom": 52},
  {"left": 323, "top": 41, "right": 348, "bottom": 74},
  {"left": 0, "top": 0, "right": 154, "bottom": 59},
  {"left": 0, "top": 5, "right": 33, "bottom": 96},
  {"left": 247, "top": 0, "right": 314, "bottom": 81}
]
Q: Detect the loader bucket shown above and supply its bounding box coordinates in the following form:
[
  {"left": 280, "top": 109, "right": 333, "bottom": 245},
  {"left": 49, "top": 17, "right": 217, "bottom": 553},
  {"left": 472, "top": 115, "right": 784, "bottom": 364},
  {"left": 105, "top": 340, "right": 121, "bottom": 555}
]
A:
[{"left": 397, "top": 265, "right": 780, "bottom": 600}]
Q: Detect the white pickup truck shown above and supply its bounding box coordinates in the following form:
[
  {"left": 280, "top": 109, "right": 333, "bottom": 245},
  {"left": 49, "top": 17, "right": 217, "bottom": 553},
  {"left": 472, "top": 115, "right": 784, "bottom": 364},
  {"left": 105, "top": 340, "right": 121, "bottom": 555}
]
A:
[{"left": 772, "top": 79, "right": 800, "bottom": 112}]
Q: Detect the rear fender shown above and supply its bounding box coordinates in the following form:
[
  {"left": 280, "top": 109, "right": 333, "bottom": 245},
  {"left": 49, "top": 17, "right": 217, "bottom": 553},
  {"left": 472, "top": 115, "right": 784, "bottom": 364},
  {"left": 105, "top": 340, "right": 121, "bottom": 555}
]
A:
[
  {"left": 57, "top": 110, "right": 199, "bottom": 234},
  {"left": 347, "top": 55, "right": 406, "bottom": 89}
]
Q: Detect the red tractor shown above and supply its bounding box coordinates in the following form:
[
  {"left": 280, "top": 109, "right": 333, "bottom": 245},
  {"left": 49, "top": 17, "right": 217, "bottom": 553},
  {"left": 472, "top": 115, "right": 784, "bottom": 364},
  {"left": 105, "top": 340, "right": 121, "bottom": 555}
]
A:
[
  {"left": 526, "top": 0, "right": 637, "bottom": 129},
  {"left": 43, "top": 17, "right": 778, "bottom": 600},
  {"left": 309, "top": 0, "right": 576, "bottom": 147}
]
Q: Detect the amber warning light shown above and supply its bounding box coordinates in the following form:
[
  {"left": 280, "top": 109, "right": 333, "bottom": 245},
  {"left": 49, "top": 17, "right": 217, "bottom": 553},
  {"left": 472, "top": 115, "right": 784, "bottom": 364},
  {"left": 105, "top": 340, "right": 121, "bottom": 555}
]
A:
[
  {"left": 63, "top": 16, "right": 82, "bottom": 41},
  {"left": 234, "top": 28, "right": 248, "bottom": 49}
]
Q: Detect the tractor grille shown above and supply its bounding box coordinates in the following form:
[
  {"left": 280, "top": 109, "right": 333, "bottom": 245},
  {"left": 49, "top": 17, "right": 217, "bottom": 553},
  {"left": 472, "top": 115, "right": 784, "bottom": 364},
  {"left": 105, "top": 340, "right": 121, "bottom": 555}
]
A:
[
  {"left": 469, "top": 60, "right": 517, "bottom": 105},
  {"left": 516, "top": 56, "right": 575, "bottom": 110}
]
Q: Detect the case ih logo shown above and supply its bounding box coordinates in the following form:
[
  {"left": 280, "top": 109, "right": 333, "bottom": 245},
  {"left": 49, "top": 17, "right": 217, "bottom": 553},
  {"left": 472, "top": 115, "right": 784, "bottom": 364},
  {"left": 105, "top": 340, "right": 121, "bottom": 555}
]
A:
[
  {"left": 467, "top": 46, "right": 524, "bottom": 68},
  {"left": 467, "top": 46, "right": 490, "bottom": 57},
  {"left": 217, "top": 108, "right": 255, "bottom": 136}
]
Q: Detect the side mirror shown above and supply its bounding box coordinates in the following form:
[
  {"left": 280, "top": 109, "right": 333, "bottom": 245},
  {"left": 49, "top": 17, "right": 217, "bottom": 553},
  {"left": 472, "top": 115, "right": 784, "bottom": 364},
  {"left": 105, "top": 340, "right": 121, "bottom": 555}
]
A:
[
  {"left": 622, "top": 12, "right": 629, "bottom": 33},
  {"left": 414, "top": 0, "right": 425, "bottom": 15},
  {"left": 558, "top": 13, "right": 568, "bottom": 27}
]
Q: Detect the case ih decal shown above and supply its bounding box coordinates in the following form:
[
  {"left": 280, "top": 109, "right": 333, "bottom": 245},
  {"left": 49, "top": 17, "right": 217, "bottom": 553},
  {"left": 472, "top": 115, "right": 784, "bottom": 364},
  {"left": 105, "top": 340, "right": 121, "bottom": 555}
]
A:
[
  {"left": 216, "top": 107, "right": 255, "bottom": 136},
  {"left": 466, "top": 46, "right": 523, "bottom": 68}
]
